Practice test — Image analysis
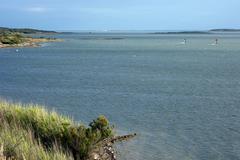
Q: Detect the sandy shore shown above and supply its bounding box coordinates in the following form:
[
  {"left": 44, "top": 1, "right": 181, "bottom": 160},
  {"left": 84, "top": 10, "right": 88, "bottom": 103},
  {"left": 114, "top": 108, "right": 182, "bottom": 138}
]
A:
[{"left": 0, "top": 37, "right": 62, "bottom": 48}]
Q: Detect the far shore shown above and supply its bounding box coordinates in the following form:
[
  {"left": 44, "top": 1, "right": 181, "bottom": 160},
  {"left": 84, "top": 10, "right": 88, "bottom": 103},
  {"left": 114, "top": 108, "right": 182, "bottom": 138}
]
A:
[{"left": 0, "top": 37, "right": 62, "bottom": 49}]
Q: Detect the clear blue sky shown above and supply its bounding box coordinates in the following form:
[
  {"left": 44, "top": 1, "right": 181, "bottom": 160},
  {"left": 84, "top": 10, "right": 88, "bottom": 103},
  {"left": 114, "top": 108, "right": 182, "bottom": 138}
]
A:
[{"left": 0, "top": 0, "right": 239, "bottom": 31}]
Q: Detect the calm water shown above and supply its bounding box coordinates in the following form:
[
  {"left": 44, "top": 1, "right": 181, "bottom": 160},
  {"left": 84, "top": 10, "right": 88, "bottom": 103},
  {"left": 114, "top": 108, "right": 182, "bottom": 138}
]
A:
[{"left": 1, "top": 32, "right": 240, "bottom": 160}]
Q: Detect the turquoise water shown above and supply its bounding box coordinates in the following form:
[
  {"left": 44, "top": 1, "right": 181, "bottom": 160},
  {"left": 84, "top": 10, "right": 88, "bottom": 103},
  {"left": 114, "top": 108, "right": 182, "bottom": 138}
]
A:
[{"left": 1, "top": 32, "right": 240, "bottom": 160}]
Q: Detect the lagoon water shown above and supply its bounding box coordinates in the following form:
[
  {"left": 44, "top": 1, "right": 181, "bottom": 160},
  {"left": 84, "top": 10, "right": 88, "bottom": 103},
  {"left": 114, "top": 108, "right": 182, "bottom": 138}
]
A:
[{"left": 1, "top": 32, "right": 240, "bottom": 160}]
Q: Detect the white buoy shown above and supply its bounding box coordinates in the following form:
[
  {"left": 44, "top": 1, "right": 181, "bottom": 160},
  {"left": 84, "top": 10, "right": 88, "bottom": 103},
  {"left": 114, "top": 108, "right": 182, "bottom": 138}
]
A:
[{"left": 180, "top": 39, "right": 187, "bottom": 45}]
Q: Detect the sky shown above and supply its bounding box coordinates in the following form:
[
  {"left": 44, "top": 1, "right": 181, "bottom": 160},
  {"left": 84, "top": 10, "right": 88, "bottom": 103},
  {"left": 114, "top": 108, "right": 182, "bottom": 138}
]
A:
[{"left": 0, "top": 0, "right": 239, "bottom": 31}]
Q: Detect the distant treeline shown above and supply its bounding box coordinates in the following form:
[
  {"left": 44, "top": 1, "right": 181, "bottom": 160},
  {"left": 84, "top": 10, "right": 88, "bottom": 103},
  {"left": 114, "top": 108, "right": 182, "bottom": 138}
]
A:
[
  {"left": 210, "top": 29, "right": 240, "bottom": 32},
  {"left": 150, "top": 29, "right": 240, "bottom": 35},
  {"left": 0, "top": 27, "right": 57, "bottom": 34},
  {"left": 152, "top": 31, "right": 210, "bottom": 34}
]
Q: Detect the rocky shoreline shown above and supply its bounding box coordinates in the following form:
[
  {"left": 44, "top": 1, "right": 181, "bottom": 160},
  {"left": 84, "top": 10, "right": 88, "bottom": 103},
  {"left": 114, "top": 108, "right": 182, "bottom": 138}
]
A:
[
  {"left": 88, "top": 133, "right": 137, "bottom": 160},
  {"left": 0, "top": 37, "right": 62, "bottom": 48},
  {"left": 0, "top": 134, "right": 136, "bottom": 160}
]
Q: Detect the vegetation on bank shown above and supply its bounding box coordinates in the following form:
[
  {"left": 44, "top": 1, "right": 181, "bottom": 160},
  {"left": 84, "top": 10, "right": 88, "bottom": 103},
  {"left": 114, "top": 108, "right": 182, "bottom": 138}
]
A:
[
  {"left": 0, "top": 32, "right": 24, "bottom": 44},
  {"left": 0, "top": 31, "right": 61, "bottom": 48},
  {"left": 0, "top": 101, "right": 113, "bottom": 160},
  {"left": 0, "top": 27, "right": 61, "bottom": 48}
]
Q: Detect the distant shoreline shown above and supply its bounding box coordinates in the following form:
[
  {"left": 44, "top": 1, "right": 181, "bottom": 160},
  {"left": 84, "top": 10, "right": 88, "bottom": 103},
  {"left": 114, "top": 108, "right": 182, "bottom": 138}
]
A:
[
  {"left": 149, "top": 29, "right": 240, "bottom": 35},
  {"left": 0, "top": 27, "right": 57, "bottom": 34},
  {"left": 54, "top": 28, "right": 240, "bottom": 34},
  {"left": 0, "top": 37, "right": 62, "bottom": 49},
  {"left": 210, "top": 29, "right": 240, "bottom": 32},
  {"left": 150, "top": 31, "right": 210, "bottom": 35},
  {"left": 1, "top": 27, "right": 239, "bottom": 49},
  {"left": 0, "top": 27, "right": 62, "bottom": 49},
  {"left": 2, "top": 26, "right": 240, "bottom": 34}
]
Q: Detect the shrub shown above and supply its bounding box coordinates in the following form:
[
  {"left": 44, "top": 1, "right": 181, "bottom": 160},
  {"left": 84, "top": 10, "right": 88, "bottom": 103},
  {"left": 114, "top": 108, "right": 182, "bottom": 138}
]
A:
[{"left": 89, "top": 115, "right": 113, "bottom": 139}]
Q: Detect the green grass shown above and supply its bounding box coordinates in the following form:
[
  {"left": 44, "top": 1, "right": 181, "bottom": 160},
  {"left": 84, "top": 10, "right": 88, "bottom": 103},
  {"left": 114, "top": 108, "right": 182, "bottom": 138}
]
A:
[{"left": 0, "top": 100, "right": 113, "bottom": 160}]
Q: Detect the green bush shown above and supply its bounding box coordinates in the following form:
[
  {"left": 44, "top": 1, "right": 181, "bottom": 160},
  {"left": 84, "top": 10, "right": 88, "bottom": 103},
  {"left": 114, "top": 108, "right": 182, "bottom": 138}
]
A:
[{"left": 89, "top": 115, "right": 113, "bottom": 139}]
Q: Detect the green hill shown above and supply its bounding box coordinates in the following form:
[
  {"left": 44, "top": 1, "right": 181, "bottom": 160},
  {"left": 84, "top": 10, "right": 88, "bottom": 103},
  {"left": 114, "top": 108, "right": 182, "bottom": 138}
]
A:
[{"left": 0, "top": 27, "right": 57, "bottom": 34}]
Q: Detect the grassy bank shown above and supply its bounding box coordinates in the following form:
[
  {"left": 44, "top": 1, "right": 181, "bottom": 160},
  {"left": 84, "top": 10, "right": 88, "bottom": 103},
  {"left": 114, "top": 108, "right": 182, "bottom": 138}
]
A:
[
  {"left": 0, "top": 32, "right": 24, "bottom": 45},
  {"left": 0, "top": 31, "right": 61, "bottom": 48},
  {"left": 0, "top": 101, "right": 113, "bottom": 160}
]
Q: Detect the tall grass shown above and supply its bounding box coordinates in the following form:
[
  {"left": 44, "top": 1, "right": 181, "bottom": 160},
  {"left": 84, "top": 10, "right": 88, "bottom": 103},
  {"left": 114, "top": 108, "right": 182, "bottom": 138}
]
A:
[
  {"left": 0, "top": 100, "right": 113, "bottom": 160},
  {"left": 0, "top": 123, "right": 73, "bottom": 160}
]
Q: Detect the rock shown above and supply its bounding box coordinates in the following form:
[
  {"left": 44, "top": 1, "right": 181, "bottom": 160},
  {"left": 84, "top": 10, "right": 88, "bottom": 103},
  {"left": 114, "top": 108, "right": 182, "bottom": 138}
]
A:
[
  {"left": 92, "top": 153, "right": 100, "bottom": 160},
  {"left": 87, "top": 133, "right": 136, "bottom": 160}
]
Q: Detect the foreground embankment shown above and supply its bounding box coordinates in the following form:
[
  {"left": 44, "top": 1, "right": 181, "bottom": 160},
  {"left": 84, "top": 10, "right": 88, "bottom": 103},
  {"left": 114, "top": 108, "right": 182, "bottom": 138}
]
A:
[{"left": 0, "top": 100, "right": 135, "bottom": 160}]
